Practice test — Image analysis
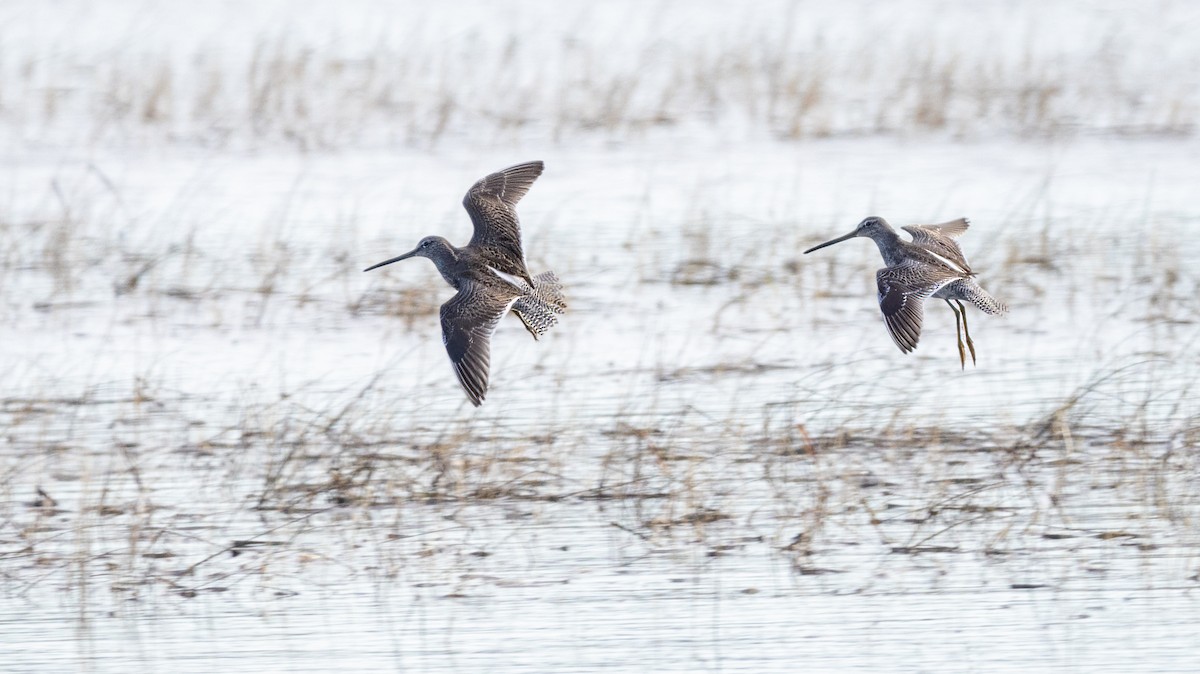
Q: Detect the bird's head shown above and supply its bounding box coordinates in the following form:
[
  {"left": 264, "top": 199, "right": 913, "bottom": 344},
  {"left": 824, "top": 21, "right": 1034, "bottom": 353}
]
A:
[
  {"left": 363, "top": 236, "right": 453, "bottom": 272},
  {"left": 803, "top": 216, "right": 891, "bottom": 254},
  {"left": 854, "top": 216, "right": 889, "bottom": 236}
]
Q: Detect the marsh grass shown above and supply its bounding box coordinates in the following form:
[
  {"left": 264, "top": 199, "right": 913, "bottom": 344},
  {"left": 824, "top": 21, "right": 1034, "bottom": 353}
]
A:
[
  {"left": 0, "top": 13, "right": 1195, "bottom": 651},
  {"left": 2, "top": 4, "right": 1199, "bottom": 670},
  {"left": 6, "top": 342, "right": 1193, "bottom": 601},
  {"left": 5, "top": 6, "right": 1198, "bottom": 151}
]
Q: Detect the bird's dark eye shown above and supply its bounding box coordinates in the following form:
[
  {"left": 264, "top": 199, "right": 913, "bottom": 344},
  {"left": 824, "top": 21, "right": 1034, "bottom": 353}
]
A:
[{"left": 421, "top": 240, "right": 429, "bottom": 248}]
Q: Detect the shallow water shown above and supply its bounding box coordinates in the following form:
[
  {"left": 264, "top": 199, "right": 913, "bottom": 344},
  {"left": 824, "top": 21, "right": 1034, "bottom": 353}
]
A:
[
  {"left": 2, "top": 135, "right": 1199, "bottom": 672},
  {"left": 3, "top": 0, "right": 1200, "bottom": 668}
]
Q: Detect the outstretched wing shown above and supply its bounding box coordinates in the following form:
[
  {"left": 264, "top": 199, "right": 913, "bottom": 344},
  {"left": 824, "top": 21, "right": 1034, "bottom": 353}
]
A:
[
  {"left": 876, "top": 266, "right": 954, "bottom": 353},
  {"left": 439, "top": 284, "right": 518, "bottom": 407},
  {"left": 463, "top": 161, "right": 544, "bottom": 284},
  {"left": 902, "top": 218, "right": 972, "bottom": 274},
  {"left": 910, "top": 217, "right": 969, "bottom": 238}
]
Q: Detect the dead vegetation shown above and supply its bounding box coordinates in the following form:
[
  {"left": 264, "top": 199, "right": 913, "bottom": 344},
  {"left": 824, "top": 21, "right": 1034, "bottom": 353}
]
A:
[
  {"left": 4, "top": 8, "right": 1197, "bottom": 150},
  {"left": 2, "top": 345, "right": 1196, "bottom": 606}
]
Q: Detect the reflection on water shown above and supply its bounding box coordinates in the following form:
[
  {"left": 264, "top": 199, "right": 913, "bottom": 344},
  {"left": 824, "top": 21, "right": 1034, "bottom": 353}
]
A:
[{"left": 1, "top": 137, "right": 1198, "bottom": 672}]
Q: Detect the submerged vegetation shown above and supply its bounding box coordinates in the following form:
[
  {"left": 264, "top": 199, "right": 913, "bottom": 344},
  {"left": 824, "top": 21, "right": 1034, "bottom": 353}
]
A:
[
  {"left": 1, "top": 0, "right": 1199, "bottom": 669},
  {"left": 2, "top": 143, "right": 1197, "bottom": 612}
]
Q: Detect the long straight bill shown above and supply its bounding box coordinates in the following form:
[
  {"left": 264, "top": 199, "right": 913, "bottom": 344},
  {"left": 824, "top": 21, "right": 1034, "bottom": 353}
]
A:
[
  {"left": 363, "top": 249, "right": 417, "bottom": 272},
  {"left": 802, "top": 231, "right": 857, "bottom": 254}
]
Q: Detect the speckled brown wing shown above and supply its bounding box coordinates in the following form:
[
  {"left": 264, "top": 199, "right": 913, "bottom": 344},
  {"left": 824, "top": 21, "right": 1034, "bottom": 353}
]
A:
[
  {"left": 463, "top": 161, "right": 544, "bottom": 286},
  {"left": 439, "top": 283, "right": 519, "bottom": 407},
  {"left": 912, "top": 218, "right": 969, "bottom": 238},
  {"left": 902, "top": 219, "right": 972, "bottom": 275},
  {"left": 876, "top": 265, "right": 956, "bottom": 353}
]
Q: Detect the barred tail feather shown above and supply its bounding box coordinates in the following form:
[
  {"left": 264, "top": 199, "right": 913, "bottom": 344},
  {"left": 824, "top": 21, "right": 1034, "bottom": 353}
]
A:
[
  {"left": 964, "top": 282, "right": 1007, "bottom": 316},
  {"left": 513, "top": 271, "right": 566, "bottom": 339}
]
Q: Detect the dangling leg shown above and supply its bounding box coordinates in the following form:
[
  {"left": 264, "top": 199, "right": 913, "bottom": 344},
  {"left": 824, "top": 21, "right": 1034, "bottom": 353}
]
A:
[
  {"left": 945, "top": 299, "right": 965, "bottom": 369},
  {"left": 956, "top": 300, "right": 977, "bottom": 366}
]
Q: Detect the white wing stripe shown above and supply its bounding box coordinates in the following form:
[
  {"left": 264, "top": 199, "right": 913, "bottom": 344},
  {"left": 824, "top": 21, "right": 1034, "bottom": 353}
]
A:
[
  {"left": 924, "top": 249, "right": 968, "bottom": 275},
  {"left": 485, "top": 265, "right": 528, "bottom": 291}
]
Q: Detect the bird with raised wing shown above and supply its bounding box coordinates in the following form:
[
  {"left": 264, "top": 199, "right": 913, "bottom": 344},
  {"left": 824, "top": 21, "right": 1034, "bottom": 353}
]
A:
[
  {"left": 803, "top": 216, "right": 1005, "bottom": 368},
  {"left": 364, "top": 161, "right": 566, "bottom": 406}
]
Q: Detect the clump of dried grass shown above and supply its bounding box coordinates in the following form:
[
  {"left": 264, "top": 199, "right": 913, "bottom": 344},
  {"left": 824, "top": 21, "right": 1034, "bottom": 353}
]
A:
[{"left": 4, "top": 17, "right": 1196, "bottom": 150}]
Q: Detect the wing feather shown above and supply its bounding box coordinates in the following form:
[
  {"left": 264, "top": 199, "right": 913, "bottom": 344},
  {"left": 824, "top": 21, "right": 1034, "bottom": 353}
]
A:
[
  {"left": 902, "top": 218, "right": 972, "bottom": 274},
  {"left": 911, "top": 218, "right": 970, "bottom": 238},
  {"left": 463, "top": 161, "right": 544, "bottom": 284},
  {"left": 876, "top": 266, "right": 954, "bottom": 353},
  {"left": 439, "top": 284, "right": 517, "bottom": 406}
]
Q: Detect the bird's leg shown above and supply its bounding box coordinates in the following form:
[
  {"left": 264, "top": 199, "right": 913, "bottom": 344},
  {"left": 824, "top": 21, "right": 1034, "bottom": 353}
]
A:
[
  {"left": 956, "top": 300, "right": 977, "bottom": 366},
  {"left": 945, "top": 299, "right": 965, "bottom": 370}
]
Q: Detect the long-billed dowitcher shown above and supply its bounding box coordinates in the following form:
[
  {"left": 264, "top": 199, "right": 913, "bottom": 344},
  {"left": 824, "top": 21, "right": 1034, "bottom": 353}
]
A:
[
  {"left": 364, "top": 161, "right": 566, "bottom": 406},
  {"left": 803, "top": 216, "right": 1005, "bottom": 368}
]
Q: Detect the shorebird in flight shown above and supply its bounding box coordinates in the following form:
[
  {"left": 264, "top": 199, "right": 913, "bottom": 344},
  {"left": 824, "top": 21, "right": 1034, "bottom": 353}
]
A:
[
  {"left": 804, "top": 216, "right": 1005, "bottom": 368},
  {"left": 365, "top": 161, "right": 565, "bottom": 405}
]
